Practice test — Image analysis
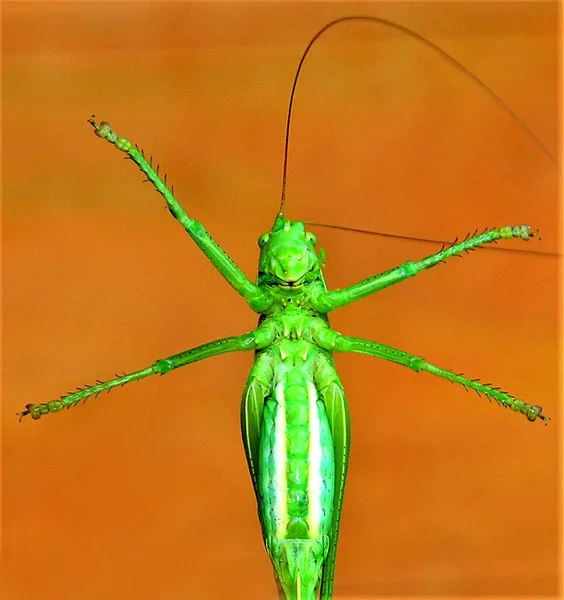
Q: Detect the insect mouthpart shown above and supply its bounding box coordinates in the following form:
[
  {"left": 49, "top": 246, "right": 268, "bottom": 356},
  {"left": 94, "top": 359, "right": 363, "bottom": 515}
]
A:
[
  {"left": 277, "top": 274, "right": 306, "bottom": 288},
  {"left": 258, "top": 268, "right": 309, "bottom": 289}
]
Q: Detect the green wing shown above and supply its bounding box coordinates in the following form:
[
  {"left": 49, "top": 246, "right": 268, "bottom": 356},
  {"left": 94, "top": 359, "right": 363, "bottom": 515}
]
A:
[
  {"left": 240, "top": 351, "right": 274, "bottom": 502},
  {"left": 317, "top": 364, "right": 351, "bottom": 600}
]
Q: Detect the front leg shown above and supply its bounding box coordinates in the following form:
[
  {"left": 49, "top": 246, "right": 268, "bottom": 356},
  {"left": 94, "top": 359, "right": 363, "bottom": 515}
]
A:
[
  {"left": 312, "top": 225, "right": 536, "bottom": 312},
  {"left": 87, "top": 117, "right": 271, "bottom": 313}
]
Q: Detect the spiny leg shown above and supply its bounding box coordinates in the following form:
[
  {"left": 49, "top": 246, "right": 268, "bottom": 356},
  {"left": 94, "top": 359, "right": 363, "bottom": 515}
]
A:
[
  {"left": 313, "top": 329, "right": 548, "bottom": 423},
  {"left": 86, "top": 117, "right": 270, "bottom": 313},
  {"left": 313, "top": 225, "right": 537, "bottom": 312},
  {"left": 19, "top": 332, "right": 259, "bottom": 421}
]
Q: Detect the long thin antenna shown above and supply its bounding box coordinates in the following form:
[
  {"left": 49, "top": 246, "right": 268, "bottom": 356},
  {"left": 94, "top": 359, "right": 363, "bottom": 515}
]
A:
[
  {"left": 278, "top": 15, "right": 557, "bottom": 222},
  {"left": 305, "top": 221, "right": 560, "bottom": 258}
]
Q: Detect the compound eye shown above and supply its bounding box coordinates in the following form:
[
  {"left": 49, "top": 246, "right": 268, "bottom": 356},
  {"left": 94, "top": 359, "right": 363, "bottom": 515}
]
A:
[
  {"left": 305, "top": 232, "right": 317, "bottom": 246},
  {"left": 258, "top": 233, "right": 270, "bottom": 248}
]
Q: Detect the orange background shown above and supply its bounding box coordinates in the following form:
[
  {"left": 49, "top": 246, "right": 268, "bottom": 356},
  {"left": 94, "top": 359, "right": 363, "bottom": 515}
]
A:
[{"left": 3, "top": 3, "right": 560, "bottom": 600}]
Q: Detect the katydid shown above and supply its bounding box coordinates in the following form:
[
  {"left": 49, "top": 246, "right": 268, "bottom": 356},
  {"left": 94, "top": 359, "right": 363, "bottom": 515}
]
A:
[{"left": 17, "top": 16, "right": 553, "bottom": 600}]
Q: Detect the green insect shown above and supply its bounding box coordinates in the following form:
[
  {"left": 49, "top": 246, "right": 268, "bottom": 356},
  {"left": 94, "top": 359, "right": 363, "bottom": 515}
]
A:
[{"left": 18, "top": 16, "right": 553, "bottom": 600}]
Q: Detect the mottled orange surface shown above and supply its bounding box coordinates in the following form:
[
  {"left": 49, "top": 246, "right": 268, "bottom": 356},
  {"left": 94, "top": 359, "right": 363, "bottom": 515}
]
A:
[{"left": 3, "top": 3, "right": 560, "bottom": 600}]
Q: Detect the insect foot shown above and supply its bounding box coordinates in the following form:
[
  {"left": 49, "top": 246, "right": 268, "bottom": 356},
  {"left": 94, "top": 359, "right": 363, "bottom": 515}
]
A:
[
  {"left": 499, "top": 224, "right": 537, "bottom": 241},
  {"left": 18, "top": 401, "right": 61, "bottom": 421},
  {"left": 87, "top": 116, "right": 132, "bottom": 152},
  {"left": 512, "top": 402, "right": 549, "bottom": 424}
]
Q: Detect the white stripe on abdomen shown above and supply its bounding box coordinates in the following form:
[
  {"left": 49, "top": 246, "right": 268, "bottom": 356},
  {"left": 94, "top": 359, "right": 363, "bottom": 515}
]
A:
[
  {"left": 307, "top": 381, "right": 322, "bottom": 537},
  {"left": 273, "top": 381, "right": 288, "bottom": 537}
]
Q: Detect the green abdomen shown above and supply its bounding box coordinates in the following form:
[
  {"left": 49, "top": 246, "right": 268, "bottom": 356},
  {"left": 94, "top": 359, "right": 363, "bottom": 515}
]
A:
[{"left": 259, "top": 348, "right": 335, "bottom": 597}]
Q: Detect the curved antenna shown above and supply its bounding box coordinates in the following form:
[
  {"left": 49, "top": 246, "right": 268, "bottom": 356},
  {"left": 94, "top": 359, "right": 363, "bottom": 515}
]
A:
[
  {"left": 305, "top": 221, "right": 561, "bottom": 258},
  {"left": 276, "top": 15, "right": 557, "bottom": 225}
]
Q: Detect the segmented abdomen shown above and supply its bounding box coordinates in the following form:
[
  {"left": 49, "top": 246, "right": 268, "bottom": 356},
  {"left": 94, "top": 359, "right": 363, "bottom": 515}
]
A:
[{"left": 259, "top": 350, "right": 335, "bottom": 598}]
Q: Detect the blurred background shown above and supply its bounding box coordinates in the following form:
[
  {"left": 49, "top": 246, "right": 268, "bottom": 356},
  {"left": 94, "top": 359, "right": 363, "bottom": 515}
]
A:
[{"left": 3, "top": 2, "right": 560, "bottom": 600}]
